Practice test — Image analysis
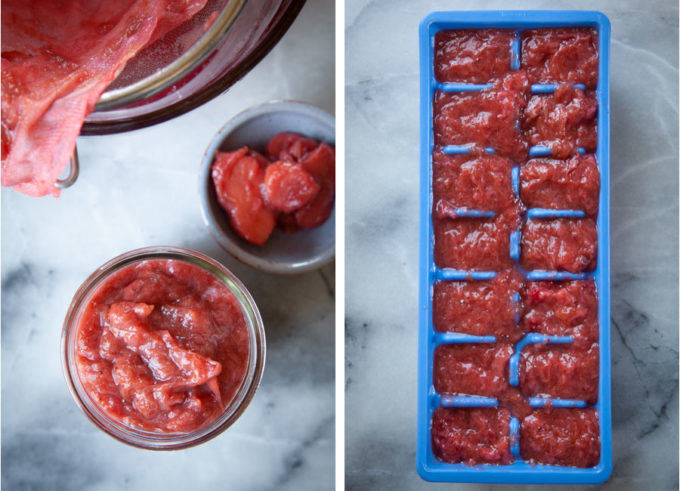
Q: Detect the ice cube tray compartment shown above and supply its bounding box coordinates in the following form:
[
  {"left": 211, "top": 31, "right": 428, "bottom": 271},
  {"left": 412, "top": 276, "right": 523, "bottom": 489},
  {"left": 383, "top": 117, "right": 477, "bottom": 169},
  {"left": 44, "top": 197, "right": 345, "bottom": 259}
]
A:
[{"left": 418, "top": 11, "right": 611, "bottom": 484}]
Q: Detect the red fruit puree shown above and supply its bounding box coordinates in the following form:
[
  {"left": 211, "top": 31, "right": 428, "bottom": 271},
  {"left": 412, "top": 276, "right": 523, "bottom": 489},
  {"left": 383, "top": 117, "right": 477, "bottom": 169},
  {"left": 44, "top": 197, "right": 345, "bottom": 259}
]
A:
[
  {"left": 521, "top": 27, "right": 599, "bottom": 89},
  {"left": 520, "top": 343, "right": 599, "bottom": 404},
  {"left": 75, "top": 259, "right": 249, "bottom": 433},
  {"left": 523, "top": 85, "right": 598, "bottom": 158},
  {"left": 429, "top": 27, "right": 602, "bottom": 468},
  {"left": 521, "top": 279, "right": 599, "bottom": 343},
  {"left": 433, "top": 207, "right": 521, "bottom": 271},
  {"left": 212, "top": 133, "right": 335, "bottom": 245},
  {"left": 521, "top": 408, "right": 600, "bottom": 467},
  {"left": 434, "top": 344, "right": 513, "bottom": 397},
  {"left": 432, "top": 407, "right": 513, "bottom": 465},
  {"left": 520, "top": 154, "right": 600, "bottom": 217},
  {"left": 434, "top": 29, "right": 514, "bottom": 83},
  {"left": 521, "top": 218, "right": 598, "bottom": 273},
  {"left": 433, "top": 72, "right": 529, "bottom": 161},
  {"left": 433, "top": 269, "right": 524, "bottom": 342},
  {"left": 433, "top": 150, "right": 518, "bottom": 213}
]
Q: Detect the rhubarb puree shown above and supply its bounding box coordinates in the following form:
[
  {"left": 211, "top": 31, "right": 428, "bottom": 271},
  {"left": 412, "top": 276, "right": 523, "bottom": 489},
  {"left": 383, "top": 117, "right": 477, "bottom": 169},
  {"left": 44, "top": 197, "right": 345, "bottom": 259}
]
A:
[
  {"left": 520, "top": 343, "right": 599, "bottom": 404},
  {"left": 432, "top": 407, "right": 514, "bottom": 465},
  {"left": 520, "top": 218, "right": 598, "bottom": 273},
  {"left": 520, "top": 408, "right": 600, "bottom": 467},
  {"left": 433, "top": 150, "right": 517, "bottom": 213},
  {"left": 75, "top": 259, "right": 249, "bottom": 433},
  {"left": 521, "top": 27, "right": 599, "bottom": 89},
  {"left": 520, "top": 154, "right": 600, "bottom": 217},
  {"left": 429, "top": 26, "right": 602, "bottom": 469},
  {"left": 433, "top": 72, "right": 529, "bottom": 161},
  {"left": 434, "top": 208, "right": 521, "bottom": 271},
  {"left": 521, "top": 279, "right": 599, "bottom": 343},
  {"left": 434, "top": 29, "right": 514, "bottom": 83},
  {"left": 433, "top": 270, "right": 524, "bottom": 341},
  {"left": 433, "top": 344, "right": 513, "bottom": 397},
  {"left": 523, "top": 85, "right": 598, "bottom": 158}
]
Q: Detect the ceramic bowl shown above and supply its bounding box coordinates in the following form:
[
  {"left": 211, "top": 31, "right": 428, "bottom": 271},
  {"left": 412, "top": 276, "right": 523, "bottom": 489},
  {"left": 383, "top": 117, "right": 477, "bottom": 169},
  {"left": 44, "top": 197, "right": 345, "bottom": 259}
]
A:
[{"left": 199, "top": 100, "right": 335, "bottom": 274}]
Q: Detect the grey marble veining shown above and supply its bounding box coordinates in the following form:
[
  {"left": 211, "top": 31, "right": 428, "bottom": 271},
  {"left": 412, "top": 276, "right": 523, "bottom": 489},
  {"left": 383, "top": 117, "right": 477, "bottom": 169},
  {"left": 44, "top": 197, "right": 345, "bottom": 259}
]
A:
[
  {"left": 1, "top": 1, "right": 335, "bottom": 490},
  {"left": 345, "top": 1, "right": 678, "bottom": 490}
]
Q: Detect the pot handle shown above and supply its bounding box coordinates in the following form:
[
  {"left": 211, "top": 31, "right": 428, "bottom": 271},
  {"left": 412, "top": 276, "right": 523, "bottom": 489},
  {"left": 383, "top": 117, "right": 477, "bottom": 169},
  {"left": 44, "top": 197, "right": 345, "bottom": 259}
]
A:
[{"left": 55, "top": 146, "right": 80, "bottom": 189}]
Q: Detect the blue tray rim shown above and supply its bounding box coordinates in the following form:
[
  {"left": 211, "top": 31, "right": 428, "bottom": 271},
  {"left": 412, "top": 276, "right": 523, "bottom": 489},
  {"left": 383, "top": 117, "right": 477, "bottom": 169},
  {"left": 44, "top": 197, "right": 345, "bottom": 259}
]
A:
[{"left": 416, "top": 10, "right": 612, "bottom": 484}]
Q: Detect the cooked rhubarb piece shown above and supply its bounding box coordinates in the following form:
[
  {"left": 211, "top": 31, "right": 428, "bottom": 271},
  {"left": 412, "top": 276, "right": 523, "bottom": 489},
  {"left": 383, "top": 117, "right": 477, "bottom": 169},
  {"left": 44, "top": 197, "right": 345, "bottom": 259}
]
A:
[
  {"left": 264, "top": 161, "right": 320, "bottom": 213},
  {"left": 295, "top": 142, "right": 336, "bottom": 228},
  {"left": 265, "top": 132, "right": 319, "bottom": 162},
  {"left": 211, "top": 147, "right": 276, "bottom": 246}
]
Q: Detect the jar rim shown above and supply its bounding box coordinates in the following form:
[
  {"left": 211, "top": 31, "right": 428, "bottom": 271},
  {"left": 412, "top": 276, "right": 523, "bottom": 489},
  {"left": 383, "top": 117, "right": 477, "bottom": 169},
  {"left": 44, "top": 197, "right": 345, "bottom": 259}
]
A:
[
  {"left": 82, "top": 1, "right": 306, "bottom": 135},
  {"left": 93, "top": 0, "right": 248, "bottom": 111},
  {"left": 61, "top": 246, "right": 265, "bottom": 450}
]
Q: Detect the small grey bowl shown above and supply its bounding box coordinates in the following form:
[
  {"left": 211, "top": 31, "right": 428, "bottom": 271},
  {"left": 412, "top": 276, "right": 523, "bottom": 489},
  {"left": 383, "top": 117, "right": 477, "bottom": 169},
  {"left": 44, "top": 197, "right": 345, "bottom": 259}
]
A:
[{"left": 199, "top": 101, "right": 335, "bottom": 274}]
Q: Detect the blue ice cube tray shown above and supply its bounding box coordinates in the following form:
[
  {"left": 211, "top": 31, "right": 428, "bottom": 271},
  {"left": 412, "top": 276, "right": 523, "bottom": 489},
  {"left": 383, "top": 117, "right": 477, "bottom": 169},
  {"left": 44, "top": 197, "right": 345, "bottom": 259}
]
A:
[{"left": 417, "top": 11, "right": 611, "bottom": 484}]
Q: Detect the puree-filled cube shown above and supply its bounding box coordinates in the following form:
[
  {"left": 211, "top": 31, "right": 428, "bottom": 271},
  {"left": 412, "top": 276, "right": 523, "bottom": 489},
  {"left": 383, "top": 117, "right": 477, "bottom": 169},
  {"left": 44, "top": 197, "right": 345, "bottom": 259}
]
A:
[
  {"left": 520, "top": 343, "right": 599, "bottom": 404},
  {"left": 433, "top": 270, "right": 524, "bottom": 341},
  {"left": 433, "top": 343, "right": 513, "bottom": 397},
  {"left": 521, "top": 279, "right": 599, "bottom": 343},
  {"left": 520, "top": 155, "right": 600, "bottom": 217},
  {"left": 521, "top": 27, "right": 599, "bottom": 89},
  {"left": 434, "top": 29, "right": 515, "bottom": 83},
  {"left": 433, "top": 72, "right": 529, "bottom": 161},
  {"left": 520, "top": 218, "right": 598, "bottom": 273},
  {"left": 523, "top": 86, "right": 597, "bottom": 158},
  {"left": 521, "top": 408, "right": 600, "bottom": 467},
  {"left": 432, "top": 407, "right": 514, "bottom": 465},
  {"left": 433, "top": 150, "right": 517, "bottom": 213},
  {"left": 434, "top": 207, "right": 520, "bottom": 271}
]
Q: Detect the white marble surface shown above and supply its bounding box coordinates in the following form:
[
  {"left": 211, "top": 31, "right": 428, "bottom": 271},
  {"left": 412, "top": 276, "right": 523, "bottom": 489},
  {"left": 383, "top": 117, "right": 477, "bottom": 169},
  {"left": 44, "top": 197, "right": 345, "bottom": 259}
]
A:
[
  {"left": 1, "top": 2, "right": 335, "bottom": 490},
  {"left": 345, "top": 1, "right": 678, "bottom": 490}
]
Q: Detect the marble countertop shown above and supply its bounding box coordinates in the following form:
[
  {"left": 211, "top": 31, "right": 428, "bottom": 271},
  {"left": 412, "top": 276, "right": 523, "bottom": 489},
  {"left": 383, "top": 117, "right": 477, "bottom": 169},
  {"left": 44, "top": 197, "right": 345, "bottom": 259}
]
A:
[
  {"left": 1, "top": 2, "right": 335, "bottom": 490},
  {"left": 346, "top": 1, "right": 678, "bottom": 490}
]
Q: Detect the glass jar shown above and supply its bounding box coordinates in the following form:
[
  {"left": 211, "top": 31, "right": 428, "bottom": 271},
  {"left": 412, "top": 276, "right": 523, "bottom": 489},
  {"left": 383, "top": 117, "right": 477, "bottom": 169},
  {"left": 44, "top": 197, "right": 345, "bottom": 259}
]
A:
[
  {"left": 61, "top": 246, "right": 265, "bottom": 450},
  {"left": 82, "top": 0, "right": 304, "bottom": 134}
]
